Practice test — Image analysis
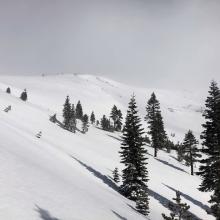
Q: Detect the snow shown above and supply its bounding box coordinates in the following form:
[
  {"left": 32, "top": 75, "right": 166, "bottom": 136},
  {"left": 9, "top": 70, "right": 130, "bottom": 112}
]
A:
[{"left": 0, "top": 73, "right": 214, "bottom": 220}]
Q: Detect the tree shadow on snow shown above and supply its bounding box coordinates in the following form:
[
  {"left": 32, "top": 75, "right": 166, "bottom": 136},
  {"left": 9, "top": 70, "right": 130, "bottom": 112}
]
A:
[
  {"left": 71, "top": 156, "right": 119, "bottom": 192},
  {"left": 154, "top": 157, "right": 187, "bottom": 173},
  {"left": 107, "top": 134, "right": 122, "bottom": 142},
  {"left": 35, "top": 205, "right": 61, "bottom": 220},
  {"left": 147, "top": 189, "right": 202, "bottom": 220},
  {"left": 163, "top": 184, "right": 211, "bottom": 214},
  {"left": 111, "top": 210, "right": 127, "bottom": 220}
]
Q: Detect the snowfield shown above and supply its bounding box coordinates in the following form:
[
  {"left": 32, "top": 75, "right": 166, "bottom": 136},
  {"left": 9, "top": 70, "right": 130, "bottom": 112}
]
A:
[{"left": 0, "top": 74, "right": 214, "bottom": 220}]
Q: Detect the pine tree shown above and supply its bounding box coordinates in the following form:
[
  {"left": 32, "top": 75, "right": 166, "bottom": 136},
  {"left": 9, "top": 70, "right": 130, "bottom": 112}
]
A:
[
  {"left": 145, "top": 92, "right": 166, "bottom": 157},
  {"left": 110, "top": 105, "right": 118, "bottom": 130},
  {"left": 90, "top": 111, "right": 95, "bottom": 124},
  {"left": 6, "top": 87, "right": 11, "bottom": 94},
  {"left": 20, "top": 89, "right": 27, "bottom": 101},
  {"left": 76, "top": 101, "right": 83, "bottom": 120},
  {"left": 110, "top": 105, "right": 123, "bottom": 131},
  {"left": 115, "top": 109, "right": 123, "bottom": 131},
  {"left": 182, "top": 130, "right": 201, "bottom": 175},
  {"left": 112, "top": 167, "right": 120, "bottom": 183},
  {"left": 63, "top": 96, "right": 72, "bottom": 129},
  {"left": 119, "top": 95, "right": 149, "bottom": 215},
  {"left": 101, "top": 115, "right": 111, "bottom": 131},
  {"left": 197, "top": 81, "right": 220, "bottom": 218},
  {"left": 162, "top": 191, "right": 191, "bottom": 220},
  {"left": 69, "top": 104, "right": 77, "bottom": 133},
  {"left": 82, "top": 114, "right": 89, "bottom": 133}
]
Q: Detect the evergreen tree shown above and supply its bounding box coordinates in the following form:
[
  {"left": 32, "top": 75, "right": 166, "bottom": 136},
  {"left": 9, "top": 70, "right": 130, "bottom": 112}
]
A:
[
  {"left": 197, "top": 81, "right": 220, "bottom": 218},
  {"left": 76, "top": 101, "right": 83, "bottom": 120},
  {"left": 112, "top": 167, "right": 120, "bottom": 183},
  {"left": 20, "top": 89, "right": 27, "bottom": 101},
  {"left": 96, "top": 120, "right": 100, "bottom": 127},
  {"left": 136, "top": 185, "right": 150, "bottom": 216},
  {"left": 110, "top": 105, "right": 123, "bottom": 131},
  {"left": 162, "top": 191, "right": 191, "bottom": 220},
  {"left": 6, "top": 87, "right": 11, "bottom": 94},
  {"left": 115, "top": 109, "right": 123, "bottom": 131},
  {"left": 101, "top": 115, "right": 111, "bottom": 131},
  {"left": 63, "top": 96, "right": 72, "bottom": 129},
  {"left": 110, "top": 105, "right": 118, "bottom": 129},
  {"left": 69, "top": 104, "right": 77, "bottom": 133},
  {"left": 90, "top": 111, "right": 95, "bottom": 124},
  {"left": 119, "top": 94, "right": 149, "bottom": 216},
  {"left": 145, "top": 92, "right": 166, "bottom": 157},
  {"left": 182, "top": 130, "right": 201, "bottom": 175},
  {"left": 82, "top": 114, "right": 89, "bottom": 133}
]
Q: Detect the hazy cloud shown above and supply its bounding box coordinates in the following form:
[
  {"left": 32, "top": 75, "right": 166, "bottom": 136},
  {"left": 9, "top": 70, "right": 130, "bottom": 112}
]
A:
[{"left": 0, "top": 0, "right": 220, "bottom": 90}]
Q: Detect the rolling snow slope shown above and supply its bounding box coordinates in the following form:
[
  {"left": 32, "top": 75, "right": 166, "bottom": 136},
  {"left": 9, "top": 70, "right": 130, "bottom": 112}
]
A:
[{"left": 0, "top": 74, "right": 214, "bottom": 220}]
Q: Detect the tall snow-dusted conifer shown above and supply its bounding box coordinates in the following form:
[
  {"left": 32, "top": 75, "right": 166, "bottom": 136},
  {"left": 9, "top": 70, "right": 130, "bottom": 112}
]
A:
[
  {"left": 145, "top": 92, "right": 166, "bottom": 157},
  {"left": 76, "top": 101, "right": 83, "bottom": 120},
  {"left": 63, "top": 96, "right": 72, "bottom": 129},
  {"left": 182, "top": 130, "right": 201, "bottom": 175},
  {"left": 197, "top": 81, "right": 220, "bottom": 218},
  {"left": 119, "top": 94, "right": 149, "bottom": 216}
]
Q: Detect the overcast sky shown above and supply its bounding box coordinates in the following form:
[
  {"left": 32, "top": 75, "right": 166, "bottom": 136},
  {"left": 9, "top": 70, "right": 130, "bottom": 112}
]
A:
[{"left": 0, "top": 0, "right": 220, "bottom": 90}]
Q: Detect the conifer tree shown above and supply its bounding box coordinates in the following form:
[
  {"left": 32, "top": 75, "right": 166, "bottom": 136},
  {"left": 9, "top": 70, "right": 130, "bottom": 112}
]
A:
[
  {"left": 20, "top": 89, "right": 28, "bottom": 101},
  {"left": 182, "top": 130, "right": 201, "bottom": 175},
  {"left": 112, "top": 167, "right": 120, "bottom": 183},
  {"left": 162, "top": 191, "right": 191, "bottom": 220},
  {"left": 90, "top": 111, "right": 95, "bottom": 124},
  {"left": 136, "top": 185, "right": 150, "bottom": 216},
  {"left": 110, "top": 105, "right": 123, "bottom": 131},
  {"left": 110, "top": 105, "right": 118, "bottom": 129},
  {"left": 6, "top": 87, "right": 11, "bottom": 94},
  {"left": 145, "top": 92, "right": 166, "bottom": 157},
  {"left": 197, "top": 81, "right": 220, "bottom": 218},
  {"left": 63, "top": 96, "right": 71, "bottom": 129},
  {"left": 115, "top": 109, "right": 123, "bottom": 131},
  {"left": 82, "top": 114, "right": 89, "bottom": 133},
  {"left": 69, "top": 104, "right": 77, "bottom": 133},
  {"left": 101, "top": 115, "right": 111, "bottom": 131},
  {"left": 119, "top": 95, "right": 149, "bottom": 215},
  {"left": 76, "top": 101, "right": 83, "bottom": 120}
]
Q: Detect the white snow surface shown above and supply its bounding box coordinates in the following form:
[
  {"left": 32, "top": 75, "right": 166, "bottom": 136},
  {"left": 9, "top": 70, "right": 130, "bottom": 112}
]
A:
[{"left": 0, "top": 74, "right": 214, "bottom": 220}]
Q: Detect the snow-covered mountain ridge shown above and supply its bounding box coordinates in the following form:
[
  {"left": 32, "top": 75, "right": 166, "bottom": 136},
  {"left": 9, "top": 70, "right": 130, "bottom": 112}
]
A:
[{"left": 0, "top": 74, "right": 213, "bottom": 220}]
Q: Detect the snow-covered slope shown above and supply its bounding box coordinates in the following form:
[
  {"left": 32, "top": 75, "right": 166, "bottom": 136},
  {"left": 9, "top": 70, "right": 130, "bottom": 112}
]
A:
[{"left": 0, "top": 74, "right": 213, "bottom": 220}]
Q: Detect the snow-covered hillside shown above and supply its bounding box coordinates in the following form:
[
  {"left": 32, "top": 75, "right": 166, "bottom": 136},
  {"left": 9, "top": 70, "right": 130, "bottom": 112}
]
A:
[{"left": 0, "top": 74, "right": 214, "bottom": 220}]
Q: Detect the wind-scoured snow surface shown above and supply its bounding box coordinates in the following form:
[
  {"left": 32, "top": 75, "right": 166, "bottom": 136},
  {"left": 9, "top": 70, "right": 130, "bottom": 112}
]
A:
[{"left": 0, "top": 74, "right": 214, "bottom": 220}]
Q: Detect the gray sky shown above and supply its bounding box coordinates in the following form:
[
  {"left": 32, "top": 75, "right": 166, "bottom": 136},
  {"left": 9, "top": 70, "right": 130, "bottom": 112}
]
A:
[{"left": 0, "top": 0, "right": 220, "bottom": 90}]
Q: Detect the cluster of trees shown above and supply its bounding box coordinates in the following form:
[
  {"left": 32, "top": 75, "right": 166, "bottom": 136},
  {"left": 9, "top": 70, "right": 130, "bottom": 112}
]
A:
[
  {"left": 118, "top": 81, "right": 220, "bottom": 218},
  {"left": 6, "top": 87, "right": 28, "bottom": 101},
  {"left": 62, "top": 96, "right": 90, "bottom": 133},
  {"left": 100, "top": 105, "right": 123, "bottom": 132}
]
